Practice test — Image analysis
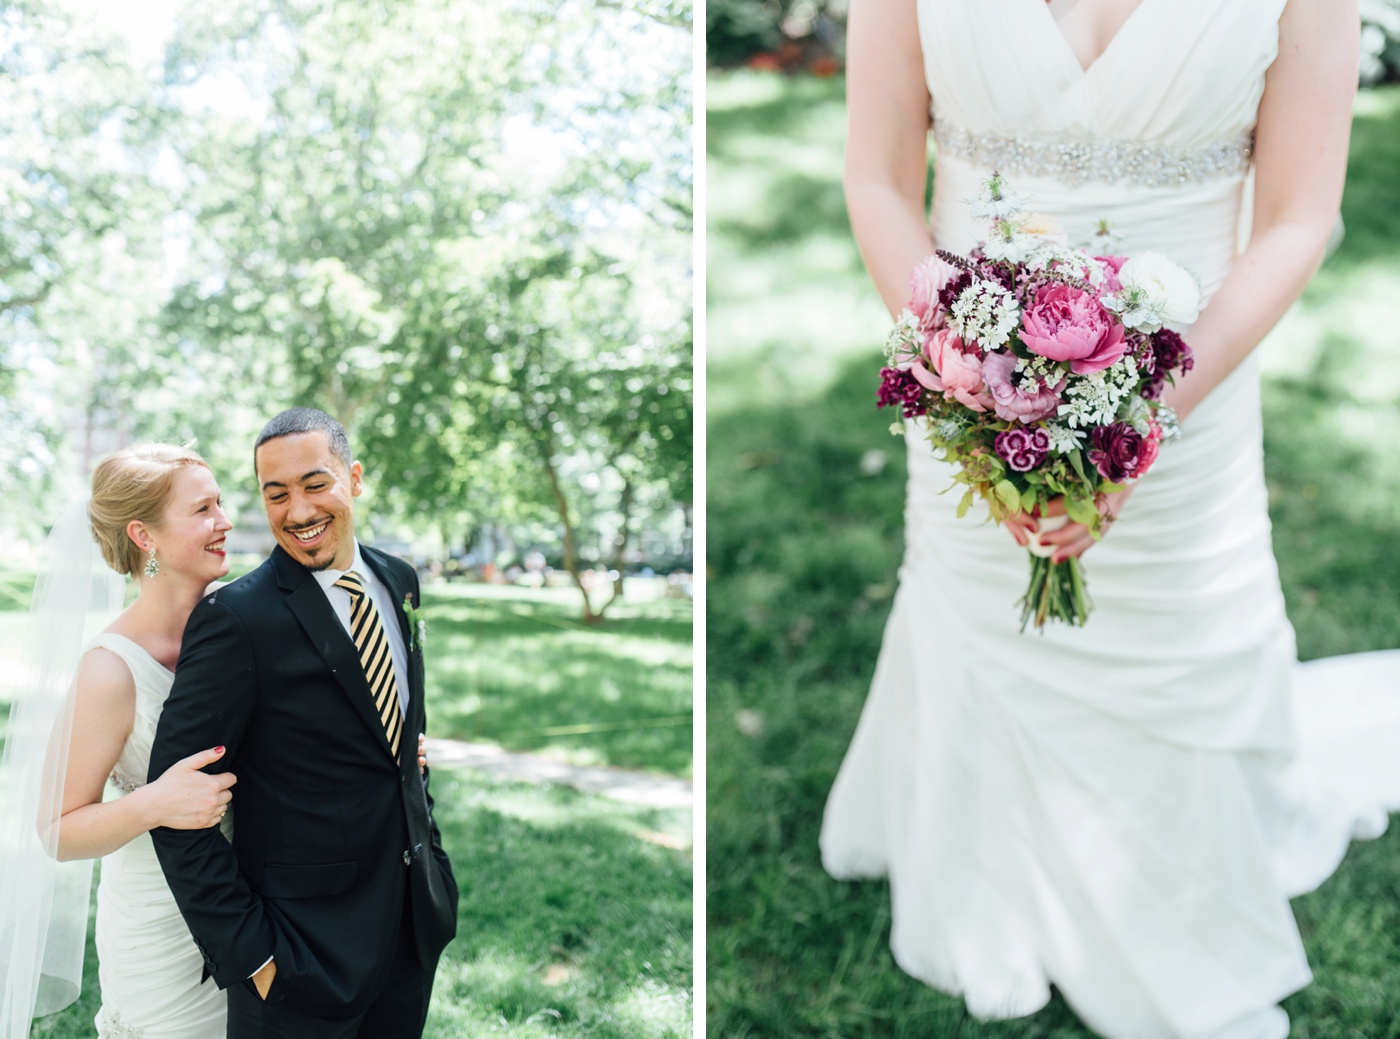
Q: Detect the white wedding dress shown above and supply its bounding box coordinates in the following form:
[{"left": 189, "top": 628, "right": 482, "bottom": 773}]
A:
[
  {"left": 820, "top": 2, "right": 1400, "bottom": 1037},
  {"left": 89, "top": 634, "right": 226, "bottom": 1039}
]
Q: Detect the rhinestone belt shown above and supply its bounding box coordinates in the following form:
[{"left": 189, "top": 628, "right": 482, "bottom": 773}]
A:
[{"left": 932, "top": 117, "right": 1254, "bottom": 188}]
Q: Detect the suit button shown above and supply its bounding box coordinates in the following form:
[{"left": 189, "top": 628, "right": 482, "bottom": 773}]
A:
[{"left": 402, "top": 849, "right": 411, "bottom": 865}]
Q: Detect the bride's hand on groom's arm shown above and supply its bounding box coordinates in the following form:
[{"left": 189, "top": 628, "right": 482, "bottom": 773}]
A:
[{"left": 143, "top": 745, "right": 237, "bottom": 831}]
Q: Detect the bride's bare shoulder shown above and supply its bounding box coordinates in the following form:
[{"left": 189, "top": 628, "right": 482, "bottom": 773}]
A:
[{"left": 75, "top": 644, "right": 137, "bottom": 708}]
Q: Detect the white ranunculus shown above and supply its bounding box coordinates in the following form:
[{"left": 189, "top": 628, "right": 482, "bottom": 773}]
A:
[{"left": 1118, "top": 252, "right": 1202, "bottom": 328}]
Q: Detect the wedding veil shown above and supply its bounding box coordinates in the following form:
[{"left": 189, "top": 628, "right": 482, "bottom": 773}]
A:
[{"left": 0, "top": 499, "right": 124, "bottom": 1035}]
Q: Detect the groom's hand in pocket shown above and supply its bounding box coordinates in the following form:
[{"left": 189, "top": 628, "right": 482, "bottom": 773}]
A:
[{"left": 252, "top": 958, "right": 276, "bottom": 1000}]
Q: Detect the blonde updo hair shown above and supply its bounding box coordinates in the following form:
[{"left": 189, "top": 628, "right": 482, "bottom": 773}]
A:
[{"left": 89, "top": 444, "right": 212, "bottom": 576}]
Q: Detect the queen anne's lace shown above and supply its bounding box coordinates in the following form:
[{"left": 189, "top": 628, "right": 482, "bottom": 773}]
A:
[
  {"left": 933, "top": 117, "right": 1253, "bottom": 188},
  {"left": 98, "top": 1007, "right": 145, "bottom": 1039}
]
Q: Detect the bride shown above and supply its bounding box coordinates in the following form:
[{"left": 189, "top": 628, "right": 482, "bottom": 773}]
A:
[
  {"left": 3, "top": 443, "right": 236, "bottom": 1039},
  {"left": 0, "top": 443, "right": 430, "bottom": 1038},
  {"left": 820, "top": 0, "right": 1400, "bottom": 1036}
]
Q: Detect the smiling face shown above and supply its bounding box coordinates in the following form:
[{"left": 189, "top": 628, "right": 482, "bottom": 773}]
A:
[
  {"left": 140, "top": 465, "right": 233, "bottom": 583},
  {"left": 256, "top": 431, "right": 362, "bottom": 572}
]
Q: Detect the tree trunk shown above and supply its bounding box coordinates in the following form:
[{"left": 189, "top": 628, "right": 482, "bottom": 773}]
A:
[
  {"left": 610, "top": 476, "right": 634, "bottom": 601},
  {"left": 539, "top": 437, "right": 602, "bottom": 624}
]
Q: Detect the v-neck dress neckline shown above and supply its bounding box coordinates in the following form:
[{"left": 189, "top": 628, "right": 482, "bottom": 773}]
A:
[{"left": 1033, "top": 0, "right": 1156, "bottom": 77}]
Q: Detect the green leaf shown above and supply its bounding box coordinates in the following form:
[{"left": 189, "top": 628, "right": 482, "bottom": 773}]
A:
[
  {"left": 1067, "top": 448, "right": 1088, "bottom": 485},
  {"left": 1065, "top": 495, "right": 1098, "bottom": 526},
  {"left": 957, "top": 489, "right": 974, "bottom": 519},
  {"left": 994, "top": 480, "right": 1020, "bottom": 511}
]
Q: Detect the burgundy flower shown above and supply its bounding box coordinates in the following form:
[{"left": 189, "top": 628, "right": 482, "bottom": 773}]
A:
[
  {"left": 1088, "top": 422, "right": 1146, "bottom": 483},
  {"left": 938, "top": 271, "right": 973, "bottom": 315},
  {"left": 1152, "top": 328, "right": 1195, "bottom": 375},
  {"left": 877, "top": 366, "right": 927, "bottom": 419},
  {"left": 995, "top": 426, "right": 1051, "bottom": 472},
  {"left": 1139, "top": 328, "right": 1195, "bottom": 400}
]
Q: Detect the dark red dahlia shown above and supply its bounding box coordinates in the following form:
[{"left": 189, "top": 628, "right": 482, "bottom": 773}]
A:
[{"left": 1088, "top": 422, "right": 1146, "bottom": 483}]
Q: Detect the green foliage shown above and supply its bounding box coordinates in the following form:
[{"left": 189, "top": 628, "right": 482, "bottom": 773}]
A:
[
  {"left": 707, "top": 72, "right": 1400, "bottom": 1036},
  {"left": 1, "top": 0, "right": 692, "bottom": 579},
  {"left": 706, "top": 0, "right": 847, "bottom": 68},
  {"left": 1362, "top": 0, "right": 1400, "bottom": 84},
  {"left": 422, "top": 583, "right": 693, "bottom": 776}
]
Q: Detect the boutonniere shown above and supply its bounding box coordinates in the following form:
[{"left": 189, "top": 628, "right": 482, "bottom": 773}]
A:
[{"left": 402, "top": 593, "right": 427, "bottom": 652}]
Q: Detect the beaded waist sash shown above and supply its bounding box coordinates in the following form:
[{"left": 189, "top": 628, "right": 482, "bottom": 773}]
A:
[{"left": 932, "top": 116, "right": 1254, "bottom": 188}]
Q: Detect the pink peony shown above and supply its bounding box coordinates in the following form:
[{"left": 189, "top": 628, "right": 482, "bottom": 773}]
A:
[
  {"left": 909, "top": 256, "right": 960, "bottom": 330},
  {"left": 922, "top": 327, "right": 993, "bottom": 412},
  {"left": 1095, "top": 255, "right": 1127, "bottom": 294},
  {"left": 981, "top": 351, "right": 1063, "bottom": 424},
  {"left": 1019, "top": 284, "right": 1127, "bottom": 375}
]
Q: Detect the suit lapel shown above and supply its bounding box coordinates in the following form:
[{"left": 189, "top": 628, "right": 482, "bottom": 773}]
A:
[
  {"left": 361, "top": 546, "right": 426, "bottom": 725},
  {"left": 274, "top": 546, "right": 399, "bottom": 764}
]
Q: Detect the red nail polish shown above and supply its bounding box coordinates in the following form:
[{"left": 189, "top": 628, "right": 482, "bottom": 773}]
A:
[{"left": 215, "top": 746, "right": 225, "bottom": 754}]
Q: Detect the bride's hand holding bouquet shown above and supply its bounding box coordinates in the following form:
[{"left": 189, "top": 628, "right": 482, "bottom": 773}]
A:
[{"left": 877, "top": 175, "right": 1201, "bottom": 629}]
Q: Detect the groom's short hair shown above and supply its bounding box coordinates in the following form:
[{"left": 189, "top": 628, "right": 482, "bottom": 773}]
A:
[{"left": 255, "top": 408, "right": 353, "bottom": 472}]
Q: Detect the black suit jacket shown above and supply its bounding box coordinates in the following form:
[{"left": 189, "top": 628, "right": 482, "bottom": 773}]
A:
[{"left": 148, "top": 544, "right": 458, "bottom": 1019}]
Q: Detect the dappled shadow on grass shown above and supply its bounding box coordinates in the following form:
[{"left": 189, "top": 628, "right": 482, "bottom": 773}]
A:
[
  {"left": 1328, "top": 86, "right": 1400, "bottom": 271},
  {"left": 708, "top": 343, "right": 1400, "bottom": 1036},
  {"left": 1262, "top": 328, "right": 1400, "bottom": 660},
  {"left": 430, "top": 770, "right": 691, "bottom": 1039},
  {"left": 24, "top": 770, "right": 692, "bottom": 1039},
  {"left": 710, "top": 169, "right": 852, "bottom": 254},
  {"left": 0, "top": 569, "right": 31, "bottom": 612},
  {"left": 706, "top": 73, "right": 846, "bottom": 154},
  {"left": 422, "top": 587, "right": 693, "bottom": 777}
]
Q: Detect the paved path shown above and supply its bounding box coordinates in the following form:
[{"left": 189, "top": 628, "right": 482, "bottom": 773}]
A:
[{"left": 424, "top": 737, "right": 693, "bottom": 811}]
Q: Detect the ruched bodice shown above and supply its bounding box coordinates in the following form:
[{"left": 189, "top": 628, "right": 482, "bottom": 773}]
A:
[
  {"left": 821, "top": 4, "right": 1400, "bottom": 1038},
  {"left": 918, "top": 0, "right": 1284, "bottom": 150}
]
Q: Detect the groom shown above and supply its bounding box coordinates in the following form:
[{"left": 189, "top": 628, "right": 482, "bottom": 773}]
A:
[{"left": 148, "top": 408, "right": 458, "bottom": 1038}]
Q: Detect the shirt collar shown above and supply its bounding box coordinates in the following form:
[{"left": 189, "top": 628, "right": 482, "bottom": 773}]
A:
[{"left": 312, "top": 540, "right": 368, "bottom": 593}]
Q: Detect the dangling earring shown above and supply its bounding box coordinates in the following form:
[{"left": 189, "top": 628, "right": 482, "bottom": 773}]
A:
[{"left": 145, "top": 546, "right": 160, "bottom": 578}]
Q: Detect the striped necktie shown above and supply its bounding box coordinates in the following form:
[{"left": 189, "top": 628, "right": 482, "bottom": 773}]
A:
[{"left": 332, "top": 570, "right": 403, "bottom": 761}]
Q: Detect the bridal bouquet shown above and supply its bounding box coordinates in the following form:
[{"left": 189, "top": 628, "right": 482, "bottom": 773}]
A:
[{"left": 877, "top": 174, "right": 1199, "bottom": 630}]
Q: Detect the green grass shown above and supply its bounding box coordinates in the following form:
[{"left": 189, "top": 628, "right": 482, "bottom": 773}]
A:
[
  {"left": 420, "top": 584, "right": 693, "bottom": 777},
  {"left": 1, "top": 570, "right": 692, "bottom": 1036},
  {"left": 29, "top": 772, "right": 692, "bottom": 1039},
  {"left": 707, "top": 71, "right": 1400, "bottom": 1038}
]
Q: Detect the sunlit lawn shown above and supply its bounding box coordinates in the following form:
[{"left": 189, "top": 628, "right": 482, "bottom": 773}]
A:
[
  {"left": 421, "top": 582, "right": 693, "bottom": 777},
  {"left": 27, "top": 774, "right": 692, "bottom": 1039},
  {"left": 707, "top": 71, "right": 1400, "bottom": 1038}
]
